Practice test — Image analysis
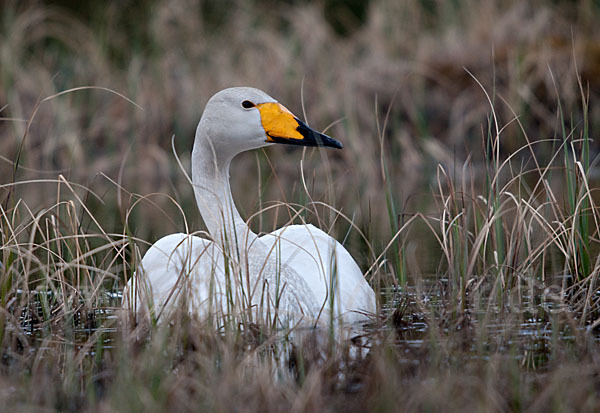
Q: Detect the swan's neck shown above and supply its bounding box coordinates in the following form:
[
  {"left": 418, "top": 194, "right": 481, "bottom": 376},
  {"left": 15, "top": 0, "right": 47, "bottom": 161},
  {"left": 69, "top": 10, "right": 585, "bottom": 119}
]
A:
[
  {"left": 191, "top": 123, "right": 321, "bottom": 324},
  {"left": 191, "top": 127, "right": 257, "bottom": 248}
]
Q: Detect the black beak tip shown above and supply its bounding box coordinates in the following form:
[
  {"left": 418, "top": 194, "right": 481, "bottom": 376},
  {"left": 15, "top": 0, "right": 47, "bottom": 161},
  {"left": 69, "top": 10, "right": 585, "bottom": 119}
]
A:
[
  {"left": 330, "top": 138, "right": 343, "bottom": 149},
  {"left": 295, "top": 117, "right": 343, "bottom": 149},
  {"left": 315, "top": 132, "right": 343, "bottom": 149}
]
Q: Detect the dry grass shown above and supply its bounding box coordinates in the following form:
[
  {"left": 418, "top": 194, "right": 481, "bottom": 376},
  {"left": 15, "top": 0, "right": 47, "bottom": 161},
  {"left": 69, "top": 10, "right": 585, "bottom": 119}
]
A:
[{"left": 1, "top": 0, "right": 600, "bottom": 411}]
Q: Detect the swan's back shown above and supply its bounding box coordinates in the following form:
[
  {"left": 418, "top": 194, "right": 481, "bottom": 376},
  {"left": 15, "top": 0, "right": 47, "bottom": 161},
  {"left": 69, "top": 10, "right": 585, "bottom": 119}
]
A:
[{"left": 124, "top": 227, "right": 376, "bottom": 326}]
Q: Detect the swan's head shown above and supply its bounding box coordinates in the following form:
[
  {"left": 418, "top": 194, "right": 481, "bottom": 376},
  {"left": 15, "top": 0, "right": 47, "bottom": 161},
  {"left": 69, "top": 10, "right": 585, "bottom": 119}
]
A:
[{"left": 197, "top": 87, "right": 342, "bottom": 157}]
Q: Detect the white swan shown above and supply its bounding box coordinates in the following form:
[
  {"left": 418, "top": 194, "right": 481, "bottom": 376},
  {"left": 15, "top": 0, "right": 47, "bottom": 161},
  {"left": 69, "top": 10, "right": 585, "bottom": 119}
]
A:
[{"left": 123, "top": 87, "right": 376, "bottom": 329}]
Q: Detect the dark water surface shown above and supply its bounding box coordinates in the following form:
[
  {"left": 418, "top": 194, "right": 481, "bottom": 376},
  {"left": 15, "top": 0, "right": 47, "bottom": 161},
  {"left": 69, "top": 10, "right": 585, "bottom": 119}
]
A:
[{"left": 12, "top": 284, "right": 595, "bottom": 366}]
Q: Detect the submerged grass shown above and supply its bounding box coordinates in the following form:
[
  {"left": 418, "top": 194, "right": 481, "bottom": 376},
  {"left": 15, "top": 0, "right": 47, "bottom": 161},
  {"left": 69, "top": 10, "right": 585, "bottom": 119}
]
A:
[{"left": 1, "top": 0, "right": 600, "bottom": 411}]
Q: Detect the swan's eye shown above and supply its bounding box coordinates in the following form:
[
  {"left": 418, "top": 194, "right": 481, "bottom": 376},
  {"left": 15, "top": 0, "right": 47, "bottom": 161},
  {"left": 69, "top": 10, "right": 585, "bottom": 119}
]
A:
[{"left": 241, "top": 100, "right": 255, "bottom": 109}]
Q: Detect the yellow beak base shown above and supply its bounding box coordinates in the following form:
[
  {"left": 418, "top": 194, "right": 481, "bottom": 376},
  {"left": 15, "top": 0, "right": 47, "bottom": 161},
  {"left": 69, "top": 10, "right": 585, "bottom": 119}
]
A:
[
  {"left": 256, "top": 102, "right": 343, "bottom": 149},
  {"left": 257, "top": 102, "right": 305, "bottom": 142}
]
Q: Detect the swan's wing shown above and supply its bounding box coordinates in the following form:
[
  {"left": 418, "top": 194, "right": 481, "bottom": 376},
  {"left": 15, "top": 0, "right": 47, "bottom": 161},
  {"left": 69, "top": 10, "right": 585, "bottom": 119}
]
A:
[
  {"left": 261, "top": 224, "right": 376, "bottom": 322},
  {"left": 123, "top": 233, "right": 232, "bottom": 322},
  {"left": 124, "top": 232, "right": 323, "bottom": 326}
]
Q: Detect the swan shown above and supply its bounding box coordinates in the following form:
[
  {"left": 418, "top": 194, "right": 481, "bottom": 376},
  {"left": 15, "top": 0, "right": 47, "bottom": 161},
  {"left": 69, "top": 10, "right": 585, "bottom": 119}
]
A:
[{"left": 123, "top": 87, "right": 376, "bottom": 330}]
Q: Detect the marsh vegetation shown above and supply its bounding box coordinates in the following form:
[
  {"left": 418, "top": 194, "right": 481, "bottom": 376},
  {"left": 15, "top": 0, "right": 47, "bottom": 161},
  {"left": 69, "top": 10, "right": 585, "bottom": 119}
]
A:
[{"left": 1, "top": 0, "right": 600, "bottom": 411}]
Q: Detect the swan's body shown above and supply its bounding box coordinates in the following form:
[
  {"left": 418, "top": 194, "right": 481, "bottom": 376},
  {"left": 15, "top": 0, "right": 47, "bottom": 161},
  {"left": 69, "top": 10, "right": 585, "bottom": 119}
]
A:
[{"left": 123, "top": 87, "right": 376, "bottom": 329}]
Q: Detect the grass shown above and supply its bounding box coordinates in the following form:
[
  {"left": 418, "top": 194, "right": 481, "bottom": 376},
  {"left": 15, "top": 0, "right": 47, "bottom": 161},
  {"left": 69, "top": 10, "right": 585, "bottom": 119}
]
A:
[{"left": 1, "top": 0, "right": 600, "bottom": 411}]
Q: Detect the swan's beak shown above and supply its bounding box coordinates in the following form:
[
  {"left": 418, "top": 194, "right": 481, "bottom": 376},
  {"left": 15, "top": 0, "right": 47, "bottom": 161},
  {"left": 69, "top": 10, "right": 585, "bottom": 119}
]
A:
[{"left": 257, "top": 102, "right": 343, "bottom": 149}]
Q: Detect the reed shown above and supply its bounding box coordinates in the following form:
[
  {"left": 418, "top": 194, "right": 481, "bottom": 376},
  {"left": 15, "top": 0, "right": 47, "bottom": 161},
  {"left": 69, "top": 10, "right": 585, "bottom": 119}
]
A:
[{"left": 1, "top": 0, "right": 600, "bottom": 411}]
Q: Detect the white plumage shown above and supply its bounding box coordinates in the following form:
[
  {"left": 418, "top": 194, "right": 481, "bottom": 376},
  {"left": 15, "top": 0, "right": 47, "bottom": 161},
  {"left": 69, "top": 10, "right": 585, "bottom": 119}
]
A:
[{"left": 123, "top": 87, "right": 376, "bottom": 329}]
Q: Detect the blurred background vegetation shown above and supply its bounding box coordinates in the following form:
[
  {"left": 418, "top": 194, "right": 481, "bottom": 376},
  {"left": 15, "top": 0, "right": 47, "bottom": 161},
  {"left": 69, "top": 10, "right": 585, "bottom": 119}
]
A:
[
  {"left": 1, "top": 0, "right": 599, "bottom": 273},
  {"left": 2, "top": 1, "right": 600, "bottom": 410}
]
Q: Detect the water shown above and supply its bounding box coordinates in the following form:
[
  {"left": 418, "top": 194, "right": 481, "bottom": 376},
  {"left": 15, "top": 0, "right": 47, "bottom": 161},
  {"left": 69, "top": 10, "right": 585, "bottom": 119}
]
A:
[
  {"left": 14, "top": 289, "right": 121, "bottom": 356},
  {"left": 10, "top": 283, "right": 596, "bottom": 367},
  {"left": 379, "top": 283, "right": 595, "bottom": 367}
]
